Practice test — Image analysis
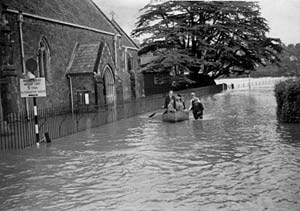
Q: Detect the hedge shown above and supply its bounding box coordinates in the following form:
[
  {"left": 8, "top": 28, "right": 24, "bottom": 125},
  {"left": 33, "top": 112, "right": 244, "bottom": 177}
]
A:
[{"left": 274, "top": 78, "right": 300, "bottom": 123}]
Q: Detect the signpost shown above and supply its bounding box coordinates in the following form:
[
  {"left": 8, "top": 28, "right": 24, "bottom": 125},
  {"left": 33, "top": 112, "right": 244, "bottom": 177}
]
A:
[
  {"left": 20, "top": 78, "right": 46, "bottom": 97},
  {"left": 20, "top": 77, "right": 46, "bottom": 144}
]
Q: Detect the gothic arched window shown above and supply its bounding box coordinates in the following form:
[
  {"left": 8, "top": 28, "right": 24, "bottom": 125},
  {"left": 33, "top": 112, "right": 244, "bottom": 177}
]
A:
[{"left": 38, "top": 37, "right": 50, "bottom": 79}]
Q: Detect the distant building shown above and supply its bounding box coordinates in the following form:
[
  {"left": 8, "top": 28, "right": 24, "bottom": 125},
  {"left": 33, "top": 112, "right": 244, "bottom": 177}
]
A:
[
  {"left": 0, "top": 0, "right": 143, "bottom": 118},
  {"left": 139, "top": 51, "right": 178, "bottom": 95}
]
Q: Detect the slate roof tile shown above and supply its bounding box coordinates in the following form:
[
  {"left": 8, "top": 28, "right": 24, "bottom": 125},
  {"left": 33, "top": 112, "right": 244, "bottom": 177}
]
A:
[
  {"left": 68, "top": 43, "right": 100, "bottom": 74},
  {"left": 2, "top": 0, "right": 117, "bottom": 34}
]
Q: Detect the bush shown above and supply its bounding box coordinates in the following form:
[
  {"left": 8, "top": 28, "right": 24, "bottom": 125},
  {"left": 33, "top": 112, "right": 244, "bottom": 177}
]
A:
[{"left": 275, "top": 78, "right": 300, "bottom": 123}]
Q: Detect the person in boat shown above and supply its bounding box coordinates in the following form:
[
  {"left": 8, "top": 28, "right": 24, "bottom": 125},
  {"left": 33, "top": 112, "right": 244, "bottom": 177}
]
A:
[
  {"left": 164, "top": 90, "right": 176, "bottom": 109},
  {"left": 175, "top": 96, "right": 185, "bottom": 111},
  {"left": 189, "top": 93, "right": 204, "bottom": 119},
  {"left": 163, "top": 90, "right": 176, "bottom": 114},
  {"left": 167, "top": 99, "right": 176, "bottom": 113},
  {"left": 177, "top": 94, "right": 186, "bottom": 109}
]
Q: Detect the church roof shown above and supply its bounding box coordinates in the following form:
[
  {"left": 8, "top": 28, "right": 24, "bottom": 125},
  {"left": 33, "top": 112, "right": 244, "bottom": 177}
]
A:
[
  {"left": 2, "top": 0, "right": 117, "bottom": 34},
  {"left": 110, "top": 18, "right": 139, "bottom": 49},
  {"left": 67, "top": 43, "right": 101, "bottom": 75}
]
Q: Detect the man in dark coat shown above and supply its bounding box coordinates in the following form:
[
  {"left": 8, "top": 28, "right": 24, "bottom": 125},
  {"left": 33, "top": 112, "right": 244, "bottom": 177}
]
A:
[
  {"left": 163, "top": 90, "right": 176, "bottom": 109},
  {"left": 189, "top": 93, "right": 204, "bottom": 119}
]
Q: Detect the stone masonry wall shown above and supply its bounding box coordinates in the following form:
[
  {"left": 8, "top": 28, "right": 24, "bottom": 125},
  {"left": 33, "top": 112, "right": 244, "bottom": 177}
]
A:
[{"left": 5, "top": 13, "right": 142, "bottom": 113}]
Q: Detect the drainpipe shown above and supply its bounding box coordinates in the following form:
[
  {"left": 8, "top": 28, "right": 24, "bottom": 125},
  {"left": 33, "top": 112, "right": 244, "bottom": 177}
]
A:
[
  {"left": 18, "top": 12, "right": 25, "bottom": 74},
  {"left": 17, "top": 11, "right": 29, "bottom": 117},
  {"left": 124, "top": 47, "right": 128, "bottom": 71},
  {"left": 113, "top": 34, "right": 118, "bottom": 68},
  {"left": 68, "top": 75, "right": 74, "bottom": 115}
]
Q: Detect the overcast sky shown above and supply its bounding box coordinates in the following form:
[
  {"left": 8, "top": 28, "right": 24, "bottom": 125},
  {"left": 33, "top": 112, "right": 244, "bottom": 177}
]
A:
[{"left": 94, "top": 0, "right": 300, "bottom": 45}]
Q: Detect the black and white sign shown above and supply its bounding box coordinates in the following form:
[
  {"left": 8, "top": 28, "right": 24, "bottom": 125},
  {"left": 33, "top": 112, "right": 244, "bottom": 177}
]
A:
[{"left": 20, "top": 78, "right": 47, "bottom": 98}]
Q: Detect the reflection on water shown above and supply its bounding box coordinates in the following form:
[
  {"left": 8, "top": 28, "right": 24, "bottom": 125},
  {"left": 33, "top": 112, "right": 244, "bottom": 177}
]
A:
[{"left": 1, "top": 87, "right": 300, "bottom": 211}]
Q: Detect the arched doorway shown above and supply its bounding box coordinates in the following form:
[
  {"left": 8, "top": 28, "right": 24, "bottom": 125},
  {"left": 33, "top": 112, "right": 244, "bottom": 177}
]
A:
[{"left": 103, "top": 65, "right": 115, "bottom": 105}]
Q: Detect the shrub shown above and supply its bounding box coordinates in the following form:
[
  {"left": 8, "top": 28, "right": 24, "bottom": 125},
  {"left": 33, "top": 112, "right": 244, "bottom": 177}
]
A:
[{"left": 275, "top": 78, "right": 300, "bottom": 123}]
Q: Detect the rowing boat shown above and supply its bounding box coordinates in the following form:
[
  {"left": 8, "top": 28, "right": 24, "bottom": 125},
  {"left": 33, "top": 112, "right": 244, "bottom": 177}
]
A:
[{"left": 162, "top": 110, "right": 189, "bottom": 123}]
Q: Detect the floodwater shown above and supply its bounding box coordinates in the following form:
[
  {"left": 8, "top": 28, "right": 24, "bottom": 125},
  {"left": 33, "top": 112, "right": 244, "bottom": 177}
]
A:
[{"left": 1, "top": 87, "right": 300, "bottom": 211}]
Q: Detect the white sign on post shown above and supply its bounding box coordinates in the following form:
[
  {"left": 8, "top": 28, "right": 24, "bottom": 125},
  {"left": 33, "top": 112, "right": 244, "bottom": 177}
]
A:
[{"left": 20, "top": 78, "right": 47, "bottom": 98}]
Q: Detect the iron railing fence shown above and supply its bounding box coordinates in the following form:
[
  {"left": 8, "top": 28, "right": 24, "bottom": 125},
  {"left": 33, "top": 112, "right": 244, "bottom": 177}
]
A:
[{"left": 0, "top": 84, "right": 225, "bottom": 150}]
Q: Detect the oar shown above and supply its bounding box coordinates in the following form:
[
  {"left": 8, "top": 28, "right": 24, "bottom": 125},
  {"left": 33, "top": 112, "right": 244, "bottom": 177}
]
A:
[
  {"left": 149, "top": 109, "right": 167, "bottom": 118},
  {"left": 148, "top": 112, "right": 157, "bottom": 117}
]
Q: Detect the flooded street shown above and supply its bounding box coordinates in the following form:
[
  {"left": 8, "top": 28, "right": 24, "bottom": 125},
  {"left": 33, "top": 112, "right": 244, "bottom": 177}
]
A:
[{"left": 1, "top": 87, "right": 300, "bottom": 211}]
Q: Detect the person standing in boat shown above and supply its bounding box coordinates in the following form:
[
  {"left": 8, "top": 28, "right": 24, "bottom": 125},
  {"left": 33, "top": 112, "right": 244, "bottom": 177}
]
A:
[
  {"left": 177, "top": 94, "right": 186, "bottom": 109},
  {"left": 175, "top": 96, "right": 185, "bottom": 111},
  {"left": 167, "top": 98, "right": 176, "bottom": 113},
  {"left": 189, "top": 92, "right": 204, "bottom": 119},
  {"left": 163, "top": 90, "right": 176, "bottom": 110}
]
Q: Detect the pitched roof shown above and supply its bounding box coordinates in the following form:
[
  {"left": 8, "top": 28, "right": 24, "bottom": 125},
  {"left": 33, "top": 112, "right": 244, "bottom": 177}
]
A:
[
  {"left": 111, "top": 18, "right": 139, "bottom": 49},
  {"left": 2, "top": 0, "right": 117, "bottom": 34},
  {"left": 67, "top": 42, "right": 102, "bottom": 75}
]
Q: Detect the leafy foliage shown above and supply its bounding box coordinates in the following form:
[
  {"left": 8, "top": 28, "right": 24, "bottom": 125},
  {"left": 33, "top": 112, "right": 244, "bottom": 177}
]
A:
[
  {"left": 275, "top": 78, "right": 300, "bottom": 123},
  {"left": 251, "top": 43, "right": 300, "bottom": 77},
  {"left": 278, "top": 44, "right": 300, "bottom": 77},
  {"left": 132, "top": 1, "right": 283, "bottom": 81}
]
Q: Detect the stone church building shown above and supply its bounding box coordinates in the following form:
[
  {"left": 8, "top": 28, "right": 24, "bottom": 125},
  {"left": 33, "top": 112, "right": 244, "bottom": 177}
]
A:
[{"left": 0, "top": 0, "right": 142, "bottom": 118}]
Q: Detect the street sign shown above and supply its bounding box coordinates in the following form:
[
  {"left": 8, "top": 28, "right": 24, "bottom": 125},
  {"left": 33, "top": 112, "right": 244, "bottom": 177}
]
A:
[
  {"left": 25, "top": 58, "right": 37, "bottom": 72},
  {"left": 20, "top": 78, "right": 46, "bottom": 98}
]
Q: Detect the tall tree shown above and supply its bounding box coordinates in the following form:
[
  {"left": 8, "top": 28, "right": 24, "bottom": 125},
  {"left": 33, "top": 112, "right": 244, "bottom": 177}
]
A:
[{"left": 132, "top": 1, "right": 283, "bottom": 85}]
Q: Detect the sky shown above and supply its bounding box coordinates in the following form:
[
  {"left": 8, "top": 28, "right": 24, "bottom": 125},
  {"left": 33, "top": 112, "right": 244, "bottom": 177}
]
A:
[{"left": 94, "top": 0, "right": 300, "bottom": 45}]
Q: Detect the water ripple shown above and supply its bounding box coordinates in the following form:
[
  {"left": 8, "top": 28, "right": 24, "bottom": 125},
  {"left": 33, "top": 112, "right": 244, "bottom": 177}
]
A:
[{"left": 1, "top": 87, "right": 300, "bottom": 210}]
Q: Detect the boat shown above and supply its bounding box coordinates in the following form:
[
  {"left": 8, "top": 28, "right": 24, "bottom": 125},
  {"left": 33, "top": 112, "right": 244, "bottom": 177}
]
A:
[{"left": 162, "top": 110, "right": 189, "bottom": 123}]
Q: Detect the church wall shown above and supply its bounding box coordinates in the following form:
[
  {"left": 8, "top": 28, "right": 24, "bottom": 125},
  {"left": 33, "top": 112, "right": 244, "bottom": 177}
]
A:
[{"left": 6, "top": 14, "right": 118, "bottom": 112}]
